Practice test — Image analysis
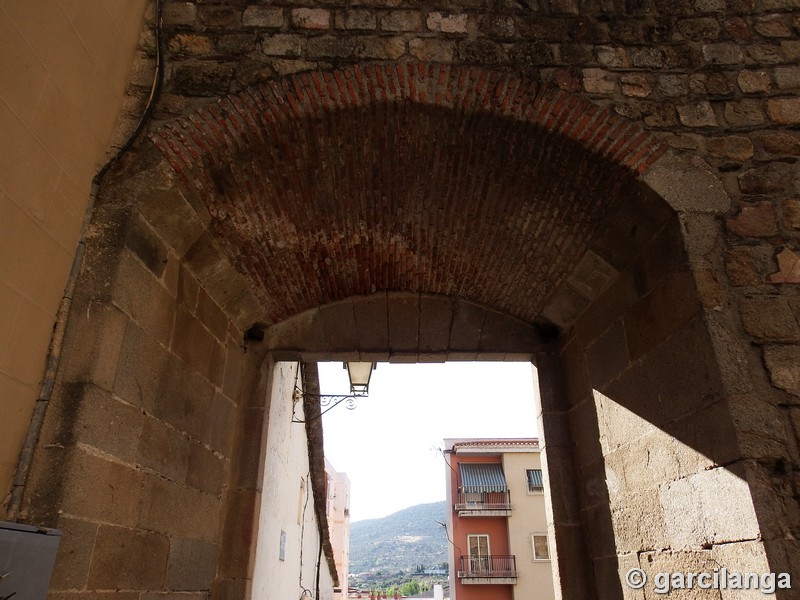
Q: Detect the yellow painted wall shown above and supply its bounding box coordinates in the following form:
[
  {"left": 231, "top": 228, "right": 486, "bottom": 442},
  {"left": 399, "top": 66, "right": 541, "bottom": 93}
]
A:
[
  {"left": 503, "top": 451, "right": 555, "bottom": 600},
  {"left": 0, "top": 0, "right": 149, "bottom": 509}
]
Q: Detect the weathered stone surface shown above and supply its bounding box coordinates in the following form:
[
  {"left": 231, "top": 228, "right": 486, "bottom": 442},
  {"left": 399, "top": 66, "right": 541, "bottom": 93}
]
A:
[
  {"left": 168, "top": 33, "right": 214, "bottom": 56},
  {"left": 582, "top": 68, "right": 615, "bottom": 94},
  {"left": 426, "top": 12, "right": 468, "bottom": 33},
  {"left": 768, "top": 247, "right": 800, "bottom": 284},
  {"left": 87, "top": 525, "right": 169, "bottom": 590},
  {"left": 723, "top": 99, "right": 766, "bottom": 126},
  {"left": 337, "top": 10, "right": 376, "bottom": 30},
  {"left": 61, "top": 448, "right": 144, "bottom": 527},
  {"left": 585, "top": 320, "right": 629, "bottom": 388},
  {"left": 596, "top": 45, "right": 627, "bottom": 68},
  {"left": 726, "top": 201, "right": 778, "bottom": 237},
  {"left": 783, "top": 199, "right": 800, "bottom": 229},
  {"left": 186, "top": 441, "right": 226, "bottom": 495},
  {"left": 75, "top": 384, "right": 144, "bottom": 462},
  {"left": 660, "top": 467, "right": 760, "bottom": 548},
  {"left": 50, "top": 517, "right": 98, "bottom": 590},
  {"left": 137, "top": 415, "right": 190, "bottom": 482},
  {"left": 705, "top": 135, "right": 754, "bottom": 161},
  {"left": 774, "top": 66, "right": 800, "bottom": 89},
  {"left": 172, "top": 63, "right": 235, "bottom": 96},
  {"left": 380, "top": 11, "right": 421, "bottom": 32},
  {"left": 620, "top": 74, "right": 651, "bottom": 97},
  {"left": 409, "top": 38, "right": 455, "bottom": 61},
  {"left": 758, "top": 131, "right": 800, "bottom": 156},
  {"left": 243, "top": 6, "right": 283, "bottom": 28},
  {"left": 739, "top": 296, "right": 800, "bottom": 342},
  {"left": 163, "top": 3, "right": 196, "bottom": 26},
  {"left": 166, "top": 538, "right": 218, "bottom": 590},
  {"left": 738, "top": 163, "right": 798, "bottom": 195},
  {"left": 139, "top": 474, "right": 221, "bottom": 541},
  {"left": 291, "top": 8, "right": 330, "bottom": 30},
  {"left": 677, "top": 101, "right": 718, "bottom": 127},
  {"left": 766, "top": 98, "right": 800, "bottom": 124},
  {"left": 755, "top": 14, "right": 792, "bottom": 37},
  {"left": 702, "top": 42, "right": 743, "bottom": 64},
  {"left": 764, "top": 344, "right": 800, "bottom": 395},
  {"left": 737, "top": 69, "right": 771, "bottom": 93},
  {"left": 113, "top": 249, "right": 174, "bottom": 345},
  {"left": 198, "top": 6, "right": 240, "bottom": 29}
]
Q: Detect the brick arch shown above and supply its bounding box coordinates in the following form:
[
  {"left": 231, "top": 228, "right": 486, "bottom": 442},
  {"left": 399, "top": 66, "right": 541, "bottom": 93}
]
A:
[{"left": 151, "top": 62, "right": 672, "bottom": 328}]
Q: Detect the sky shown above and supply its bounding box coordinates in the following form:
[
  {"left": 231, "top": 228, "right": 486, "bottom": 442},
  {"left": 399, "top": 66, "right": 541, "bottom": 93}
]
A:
[{"left": 319, "top": 361, "right": 540, "bottom": 522}]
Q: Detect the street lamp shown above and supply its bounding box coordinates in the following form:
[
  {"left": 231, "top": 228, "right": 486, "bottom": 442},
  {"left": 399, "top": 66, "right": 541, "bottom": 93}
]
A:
[
  {"left": 293, "top": 362, "right": 376, "bottom": 422},
  {"left": 344, "top": 361, "right": 375, "bottom": 396}
]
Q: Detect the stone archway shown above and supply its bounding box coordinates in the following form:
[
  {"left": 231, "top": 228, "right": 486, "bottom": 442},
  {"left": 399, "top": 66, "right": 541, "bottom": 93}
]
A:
[{"left": 18, "top": 64, "right": 794, "bottom": 599}]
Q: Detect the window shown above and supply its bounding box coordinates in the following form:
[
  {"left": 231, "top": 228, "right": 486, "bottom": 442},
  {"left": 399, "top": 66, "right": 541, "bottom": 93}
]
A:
[
  {"left": 526, "top": 469, "right": 544, "bottom": 493},
  {"left": 531, "top": 533, "right": 549, "bottom": 560},
  {"left": 468, "top": 534, "right": 490, "bottom": 557},
  {"left": 467, "top": 534, "right": 491, "bottom": 574}
]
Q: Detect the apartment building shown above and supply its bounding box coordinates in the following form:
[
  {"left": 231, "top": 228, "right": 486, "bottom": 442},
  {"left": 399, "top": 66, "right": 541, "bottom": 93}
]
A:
[
  {"left": 444, "top": 439, "right": 554, "bottom": 600},
  {"left": 326, "top": 460, "right": 352, "bottom": 600}
]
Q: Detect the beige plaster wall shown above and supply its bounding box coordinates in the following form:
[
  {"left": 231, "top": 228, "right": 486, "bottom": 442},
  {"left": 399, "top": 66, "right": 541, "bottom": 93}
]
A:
[
  {"left": 326, "top": 462, "right": 351, "bottom": 600},
  {"left": 0, "top": 0, "right": 149, "bottom": 506},
  {"left": 251, "top": 362, "right": 335, "bottom": 600},
  {"left": 502, "top": 451, "right": 555, "bottom": 600}
]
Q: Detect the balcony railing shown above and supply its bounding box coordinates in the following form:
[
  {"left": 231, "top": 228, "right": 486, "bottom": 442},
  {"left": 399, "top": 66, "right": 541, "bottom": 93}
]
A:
[
  {"left": 458, "top": 555, "right": 517, "bottom": 579},
  {"left": 454, "top": 489, "right": 512, "bottom": 512}
]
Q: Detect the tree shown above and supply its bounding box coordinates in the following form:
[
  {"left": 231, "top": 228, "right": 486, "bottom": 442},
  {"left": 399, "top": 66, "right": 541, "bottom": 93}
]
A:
[{"left": 400, "top": 581, "right": 420, "bottom": 596}]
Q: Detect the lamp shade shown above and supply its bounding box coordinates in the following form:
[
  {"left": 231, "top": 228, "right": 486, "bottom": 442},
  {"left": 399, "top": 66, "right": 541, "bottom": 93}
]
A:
[{"left": 345, "top": 361, "right": 374, "bottom": 395}]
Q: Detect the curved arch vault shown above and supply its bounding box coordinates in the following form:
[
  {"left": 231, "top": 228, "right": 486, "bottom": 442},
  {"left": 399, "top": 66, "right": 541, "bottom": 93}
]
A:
[{"left": 151, "top": 63, "right": 671, "bottom": 335}]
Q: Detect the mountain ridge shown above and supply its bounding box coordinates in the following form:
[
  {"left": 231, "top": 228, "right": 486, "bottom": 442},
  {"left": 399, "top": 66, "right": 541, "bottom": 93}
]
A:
[{"left": 349, "top": 500, "right": 449, "bottom": 574}]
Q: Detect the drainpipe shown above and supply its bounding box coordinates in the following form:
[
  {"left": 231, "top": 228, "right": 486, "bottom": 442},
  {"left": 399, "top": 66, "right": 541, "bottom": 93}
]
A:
[{"left": 6, "top": 0, "right": 165, "bottom": 521}]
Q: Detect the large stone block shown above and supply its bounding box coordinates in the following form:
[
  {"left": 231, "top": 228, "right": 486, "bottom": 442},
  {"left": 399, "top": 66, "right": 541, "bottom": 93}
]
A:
[
  {"left": 138, "top": 474, "right": 222, "bottom": 542},
  {"left": 319, "top": 299, "right": 358, "bottom": 354},
  {"left": 114, "top": 320, "right": 170, "bottom": 409},
  {"left": 585, "top": 319, "right": 630, "bottom": 389},
  {"left": 50, "top": 517, "right": 98, "bottom": 590},
  {"left": 218, "top": 488, "right": 259, "bottom": 579},
  {"left": 418, "top": 294, "right": 453, "bottom": 354},
  {"left": 61, "top": 448, "right": 143, "bottom": 527},
  {"left": 156, "top": 356, "right": 215, "bottom": 444},
  {"left": 124, "top": 212, "right": 169, "bottom": 278},
  {"left": 87, "top": 525, "right": 169, "bottom": 590},
  {"left": 353, "top": 293, "right": 389, "bottom": 351},
  {"left": 610, "top": 488, "right": 667, "bottom": 553},
  {"left": 137, "top": 415, "right": 190, "bottom": 482},
  {"left": 59, "top": 303, "right": 128, "bottom": 392},
  {"left": 171, "top": 306, "right": 218, "bottom": 381},
  {"left": 660, "top": 465, "right": 760, "bottom": 548},
  {"left": 210, "top": 392, "right": 236, "bottom": 458},
  {"left": 236, "top": 407, "right": 266, "bottom": 490},
  {"left": 186, "top": 440, "right": 226, "bottom": 496},
  {"left": 197, "top": 287, "right": 229, "bottom": 343},
  {"left": 447, "top": 299, "right": 485, "bottom": 353},
  {"left": 387, "top": 292, "right": 419, "bottom": 353},
  {"left": 112, "top": 249, "right": 175, "bottom": 346},
  {"left": 74, "top": 383, "right": 144, "bottom": 463},
  {"left": 166, "top": 537, "right": 218, "bottom": 591},
  {"left": 623, "top": 271, "right": 701, "bottom": 362},
  {"left": 763, "top": 344, "right": 800, "bottom": 397}
]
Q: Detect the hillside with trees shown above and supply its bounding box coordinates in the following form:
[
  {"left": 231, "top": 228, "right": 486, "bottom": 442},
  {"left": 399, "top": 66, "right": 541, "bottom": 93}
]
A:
[{"left": 348, "top": 501, "right": 449, "bottom": 591}]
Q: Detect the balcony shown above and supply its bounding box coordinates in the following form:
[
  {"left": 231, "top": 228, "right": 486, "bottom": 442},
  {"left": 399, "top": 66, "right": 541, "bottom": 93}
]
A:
[
  {"left": 458, "top": 555, "right": 517, "bottom": 584},
  {"left": 454, "top": 490, "right": 512, "bottom": 516}
]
